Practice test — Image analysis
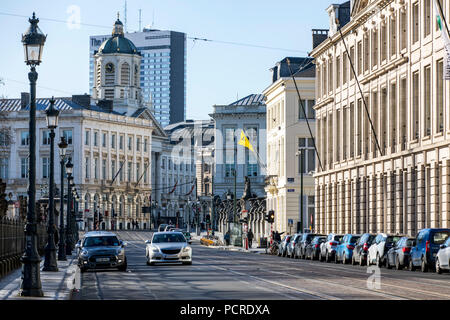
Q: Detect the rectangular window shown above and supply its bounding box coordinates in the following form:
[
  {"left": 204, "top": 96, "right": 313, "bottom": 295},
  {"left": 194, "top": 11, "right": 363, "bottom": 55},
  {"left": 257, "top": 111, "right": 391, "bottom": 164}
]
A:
[
  {"left": 350, "top": 103, "right": 355, "bottom": 157},
  {"left": 120, "top": 135, "right": 124, "bottom": 150},
  {"left": 144, "top": 163, "right": 148, "bottom": 183},
  {"left": 372, "top": 92, "right": 379, "bottom": 156},
  {"left": 381, "top": 87, "right": 388, "bottom": 151},
  {"left": 400, "top": 78, "right": 407, "bottom": 149},
  {"left": 42, "top": 130, "right": 50, "bottom": 145},
  {"left": 21, "top": 131, "right": 29, "bottom": 146},
  {"left": 400, "top": 8, "right": 407, "bottom": 50},
  {"left": 94, "top": 158, "right": 98, "bottom": 180},
  {"left": 102, "top": 159, "right": 107, "bottom": 180},
  {"left": 128, "top": 162, "right": 132, "bottom": 182},
  {"left": 94, "top": 132, "right": 98, "bottom": 147},
  {"left": 63, "top": 130, "right": 73, "bottom": 145},
  {"left": 0, "top": 158, "right": 8, "bottom": 179},
  {"left": 136, "top": 137, "right": 141, "bottom": 151},
  {"left": 42, "top": 157, "right": 49, "bottom": 179},
  {"left": 144, "top": 138, "right": 148, "bottom": 152},
  {"left": 298, "top": 138, "right": 316, "bottom": 173},
  {"left": 357, "top": 99, "right": 362, "bottom": 156},
  {"left": 136, "top": 163, "right": 140, "bottom": 182},
  {"left": 343, "top": 107, "right": 348, "bottom": 160},
  {"left": 424, "top": 0, "right": 431, "bottom": 38},
  {"left": 357, "top": 41, "right": 363, "bottom": 75},
  {"left": 413, "top": 2, "right": 419, "bottom": 43},
  {"left": 85, "top": 130, "right": 90, "bottom": 146},
  {"left": 390, "top": 15, "right": 397, "bottom": 57},
  {"left": 412, "top": 71, "right": 420, "bottom": 140},
  {"left": 390, "top": 83, "right": 397, "bottom": 148},
  {"left": 119, "top": 161, "right": 124, "bottom": 181},
  {"left": 102, "top": 133, "right": 106, "bottom": 148},
  {"left": 111, "top": 160, "right": 116, "bottom": 181},
  {"left": 128, "top": 137, "right": 132, "bottom": 151},
  {"left": 343, "top": 53, "right": 348, "bottom": 84},
  {"left": 350, "top": 46, "right": 355, "bottom": 80},
  {"left": 437, "top": 60, "right": 444, "bottom": 133},
  {"left": 424, "top": 65, "right": 431, "bottom": 136},
  {"left": 111, "top": 134, "right": 116, "bottom": 149},
  {"left": 336, "top": 56, "right": 341, "bottom": 88},
  {"left": 85, "top": 157, "right": 90, "bottom": 179},
  {"left": 381, "top": 23, "right": 387, "bottom": 61},
  {"left": 21, "top": 157, "right": 29, "bottom": 178},
  {"left": 372, "top": 29, "right": 378, "bottom": 68},
  {"left": 328, "top": 59, "right": 333, "bottom": 92},
  {"left": 336, "top": 109, "right": 341, "bottom": 162},
  {"left": 364, "top": 35, "right": 370, "bottom": 72}
]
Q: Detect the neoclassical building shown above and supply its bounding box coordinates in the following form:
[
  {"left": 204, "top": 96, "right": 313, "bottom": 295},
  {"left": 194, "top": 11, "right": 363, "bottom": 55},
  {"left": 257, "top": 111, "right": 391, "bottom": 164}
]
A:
[
  {"left": 311, "top": 0, "right": 450, "bottom": 236},
  {"left": 264, "top": 57, "right": 316, "bottom": 235}
]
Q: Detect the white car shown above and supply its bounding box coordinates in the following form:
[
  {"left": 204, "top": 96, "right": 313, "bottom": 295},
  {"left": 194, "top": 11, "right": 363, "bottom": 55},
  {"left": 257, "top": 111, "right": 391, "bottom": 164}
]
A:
[
  {"left": 367, "top": 233, "right": 403, "bottom": 267},
  {"left": 145, "top": 232, "right": 192, "bottom": 266},
  {"left": 436, "top": 236, "right": 450, "bottom": 274}
]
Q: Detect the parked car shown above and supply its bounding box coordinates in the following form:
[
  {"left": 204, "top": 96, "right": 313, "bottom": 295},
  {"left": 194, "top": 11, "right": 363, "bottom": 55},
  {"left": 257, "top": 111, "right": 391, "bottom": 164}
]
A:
[
  {"left": 335, "top": 234, "right": 360, "bottom": 264},
  {"left": 145, "top": 231, "right": 192, "bottom": 266},
  {"left": 367, "top": 234, "right": 403, "bottom": 267},
  {"left": 305, "top": 236, "right": 327, "bottom": 260},
  {"left": 296, "top": 233, "right": 319, "bottom": 259},
  {"left": 77, "top": 231, "right": 127, "bottom": 272},
  {"left": 319, "top": 234, "right": 344, "bottom": 262},
  {"left": 287, "top": 233, "right": 302, "bottom": 258},
  {"left": 435, "top": 235, "right": 450, "bottom": 274},
  {"left": 409, "top": 228, "right": 450, "bottom": 272},
  {"left": 278, "top": 235, "right": 292, "bottom": 257},
  {"left": 386, "top": 237, "right": 415, "bottom": 270},
  {"left": 158, "top": 224, "right": 168, "bottom": 232},
  {"left": 164, "top": 225, "right": 176, "bottom": 232},
  {"left": 352, "top": 233, "right": 376, "bottom": 266}
]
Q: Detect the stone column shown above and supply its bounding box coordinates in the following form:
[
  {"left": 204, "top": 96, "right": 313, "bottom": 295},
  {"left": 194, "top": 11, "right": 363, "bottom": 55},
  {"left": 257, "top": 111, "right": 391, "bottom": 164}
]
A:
[
  {"left": 386, "top": 171, "right": 395, "bottom": 234},
  {"left": 333, "top": 182, "right": 339, "bottom": 234},
  {"left": 406, "top": 167, "right": 416, "bottom": 236},
  {"left": 327, "top": 184, "right": 332, "bottom": 233},
  {"left": 321, "top": 185, "right": 326, "bottom": 233},
  {"left": 416, "top": 165, "right": 426, "bottom": 230},
  {"left": 360, "top": 177, "right": 367, "bottom": 233},
  {"left": 337, "top": 181, "right": 343, "bottom": 234},
  {"left": 345, "top": 179, "right": 351, "bottom": 234},
  {"left": 395, "top": 170, "right": 404, "bottom": 234},
  {"left": 315, "top": 184, "right": 320, "bottom": 233},
  {"left": 368, "top": 175, "right": 377, "bottom": 233},
  {"left": 353, "top": 177, "right": 360, "bottom": 234},
  {"left": 376, "top": 173, "right": 384, "bottom": 233},
  {"left": 442, "top": 160, "right": 450, "bottom": 229},
  {"left": 430, "top": 162, "right": 440, "bottom": 228}
]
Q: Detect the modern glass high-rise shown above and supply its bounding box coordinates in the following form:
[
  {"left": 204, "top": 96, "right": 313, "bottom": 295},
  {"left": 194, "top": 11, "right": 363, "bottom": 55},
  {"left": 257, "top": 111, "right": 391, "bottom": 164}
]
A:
[{"left": 89, "top": 28, "right": 186, "bottom": 127}]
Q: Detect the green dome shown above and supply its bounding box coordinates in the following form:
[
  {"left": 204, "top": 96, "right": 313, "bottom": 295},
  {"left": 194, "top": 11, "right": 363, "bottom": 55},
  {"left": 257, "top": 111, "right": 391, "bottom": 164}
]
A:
[{"left": 97, "top": 17, "right": 140, "bottom": 55}]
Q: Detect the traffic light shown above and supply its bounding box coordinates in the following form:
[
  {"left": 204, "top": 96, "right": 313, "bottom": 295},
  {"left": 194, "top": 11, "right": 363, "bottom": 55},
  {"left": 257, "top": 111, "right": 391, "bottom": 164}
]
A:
[
  {"left": 266, "top": 210, "right": 275, "bottom": 223},
  {"left": 205, "top": 214, "right": 210, "bottom": 223}
]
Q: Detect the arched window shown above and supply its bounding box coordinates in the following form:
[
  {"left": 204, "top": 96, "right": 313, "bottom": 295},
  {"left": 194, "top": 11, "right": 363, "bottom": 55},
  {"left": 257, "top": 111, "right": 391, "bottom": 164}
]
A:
[
  {"left": 121, "top": 62, "right": 130, "bottom": 85},
  {"left": 134, "top": 64, "right": 139, "bottom": 87},
  {"left": 105, "top": 63, "right": 115, "bottom": 85}
]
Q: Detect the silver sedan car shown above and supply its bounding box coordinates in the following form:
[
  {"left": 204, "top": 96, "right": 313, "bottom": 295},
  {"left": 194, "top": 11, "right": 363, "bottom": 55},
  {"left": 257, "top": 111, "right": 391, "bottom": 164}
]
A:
[{"left": 145, "top": 232, "right": 192, "bottom": 266}]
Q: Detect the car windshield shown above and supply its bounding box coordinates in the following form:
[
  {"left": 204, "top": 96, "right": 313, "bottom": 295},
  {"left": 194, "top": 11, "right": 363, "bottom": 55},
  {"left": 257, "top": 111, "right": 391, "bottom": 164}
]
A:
[
  {"left": 406, "top": 239, "right": 415, "bottom": 247},
  {"left": 83, "top": 236, "right": 120, "bottom": 247},
  {"left": 153, "top": 233, "right": 186, "bottom": 243},
  {"left": 350, "top": 236, "right": 360, "bottom": 243},
  {"left": 432, "top": 231, "right": 450, "bottom": 245},
  {"left": 386, "top": 236, "right": 402, "bottom": 244}
]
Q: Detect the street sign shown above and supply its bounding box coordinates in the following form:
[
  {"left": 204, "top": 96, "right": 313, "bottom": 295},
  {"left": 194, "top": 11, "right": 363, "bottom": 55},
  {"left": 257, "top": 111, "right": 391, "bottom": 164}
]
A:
[{"left": 288, "top": 219, "right": 293, "bottom": 227}]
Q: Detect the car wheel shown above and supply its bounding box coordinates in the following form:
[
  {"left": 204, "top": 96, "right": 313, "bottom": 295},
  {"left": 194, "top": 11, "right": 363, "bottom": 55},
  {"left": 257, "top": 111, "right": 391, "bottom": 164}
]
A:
[
  {"left": 319, "top": 252, "right": 324, "bottom": 262},
  {"left": 359, "top": 255, "right": 365, "bottom": 266},
  {"left": 334, "top": 253, "right": 339, "bottom": 264},
  {"left": 409, "top": 258, "right": 416, "bottom": 271},
  {"left": 325, "top": 251, "right": 330, "bottom": 263},
  {"left": 421, "top": 257, "right": 428, "bottom": 273},
  {"left": 351, "top": 255, "right": 356, "bottom": 266},
  {"left": 342, "top": 253, "right": 347, "bottom": 264},
  {"left": 386, "top": 256, "right": 392, "bottom": 269},
  {"left": 395, "top": 255, "right": 402, "bottom": 270},
  {"left": 436, "top": 258, "right": 442, "bottom": 274}
]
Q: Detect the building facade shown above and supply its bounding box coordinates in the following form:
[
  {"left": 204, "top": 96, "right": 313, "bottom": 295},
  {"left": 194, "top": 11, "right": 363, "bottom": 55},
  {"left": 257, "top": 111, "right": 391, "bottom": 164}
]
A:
[
  {"left": 90, "top": 27, "right": 186, "bottom": 127},
  {"left": 311, "top": 0, "right": 450, "bottom": 236},
  {"left": 264, "top": 57, "right": 317, "bottom": 235}
]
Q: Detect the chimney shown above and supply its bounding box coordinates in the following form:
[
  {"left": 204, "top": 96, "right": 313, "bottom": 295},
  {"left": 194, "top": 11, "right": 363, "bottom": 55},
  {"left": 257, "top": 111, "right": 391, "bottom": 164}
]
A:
[
  {"left": 312, "top": 29, "right": 329, "bottom": 49},
  {"left": 97, "top": 99, "right": 113, "bottom": 113},
  {"left": 72, "top": 94, "right": 91, "bottom": 109},
  {"left": 21, "top": 92, "right": 30, "bottom": 110}
]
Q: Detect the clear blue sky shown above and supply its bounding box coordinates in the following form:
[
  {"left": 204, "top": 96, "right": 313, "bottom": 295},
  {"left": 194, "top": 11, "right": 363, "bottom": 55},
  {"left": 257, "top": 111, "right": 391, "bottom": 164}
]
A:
[{"left": 0, "top": 0, "right": 331, "bottom": 120}]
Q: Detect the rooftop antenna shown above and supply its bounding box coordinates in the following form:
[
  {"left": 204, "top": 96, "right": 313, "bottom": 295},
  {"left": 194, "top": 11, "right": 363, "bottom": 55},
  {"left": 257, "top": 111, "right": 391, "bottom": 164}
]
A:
[
  {"left": 124, "top": 0, "right": 128, "bottom": 32},
  {"left": 139, "top": 9, "right": 142, "bottom": 32}
]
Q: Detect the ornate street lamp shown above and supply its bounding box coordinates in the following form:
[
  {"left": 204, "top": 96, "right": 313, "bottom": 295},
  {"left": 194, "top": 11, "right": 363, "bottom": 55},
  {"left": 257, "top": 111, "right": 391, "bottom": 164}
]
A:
[
  {"left": 65, "top": 159, "right": 74, "bottom": 255},
  {"left": 20, "top": 12, "right": 46, "bottom": 297},
  {"left": 43, "top": 98, "right": 59, "bottom": 271},
  {"left": 57, "top": 137, "right": 68, "bottom": 261}
]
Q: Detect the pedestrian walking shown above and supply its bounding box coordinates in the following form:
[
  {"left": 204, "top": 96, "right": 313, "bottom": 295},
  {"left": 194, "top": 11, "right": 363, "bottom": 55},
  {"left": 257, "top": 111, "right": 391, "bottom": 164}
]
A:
[
  {"left": 224, "top": 230, "right": 231, "bottom": 246},
  {"left": 247, "top": 228, "right": 254, "bottom": 249}
]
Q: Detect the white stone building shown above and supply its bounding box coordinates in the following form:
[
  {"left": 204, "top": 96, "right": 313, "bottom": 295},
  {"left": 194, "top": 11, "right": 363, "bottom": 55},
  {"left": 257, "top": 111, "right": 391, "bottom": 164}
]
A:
[
  {"left": 263, "top": 57, "right": 317, "bottom": 235},
  {"left": 311, "top": 0, "right": 450, "bottom": 236}
]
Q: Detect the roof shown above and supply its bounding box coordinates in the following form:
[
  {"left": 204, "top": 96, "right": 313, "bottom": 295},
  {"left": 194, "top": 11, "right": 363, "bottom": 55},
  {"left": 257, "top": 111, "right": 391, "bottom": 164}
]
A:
[
  {"left": 0, "top": 97, "right": 123, "bottom": 116},
  {"left": 83, "top": 231, "right": 118, "bottom": 238},
  {"left": 97, "top": 18, "right": 140, "bottom": 55},
  {"left": 271, "top": 57, "right": 315, "bottom": 83},
  {"left": 229, "top": 94, "right": 266, "bottom": 106}
]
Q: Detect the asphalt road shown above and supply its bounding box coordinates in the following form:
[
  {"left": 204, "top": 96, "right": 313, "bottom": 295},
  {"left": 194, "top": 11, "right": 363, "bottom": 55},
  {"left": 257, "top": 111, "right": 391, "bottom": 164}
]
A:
[{"left": 75, "top": 231, "right": 450, "bottom": 300}]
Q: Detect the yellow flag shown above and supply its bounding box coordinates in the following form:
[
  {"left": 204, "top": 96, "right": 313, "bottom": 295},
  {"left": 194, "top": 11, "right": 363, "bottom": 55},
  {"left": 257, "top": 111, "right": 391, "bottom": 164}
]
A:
[{"left": 238, "top": 130, "right": 254, "bottom": 152}]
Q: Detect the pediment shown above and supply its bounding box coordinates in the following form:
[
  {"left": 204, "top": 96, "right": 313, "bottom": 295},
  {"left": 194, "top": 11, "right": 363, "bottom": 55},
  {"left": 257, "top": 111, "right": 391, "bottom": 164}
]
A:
[{"left": 351, "top": 0, "right": 371, "bottom": 17}]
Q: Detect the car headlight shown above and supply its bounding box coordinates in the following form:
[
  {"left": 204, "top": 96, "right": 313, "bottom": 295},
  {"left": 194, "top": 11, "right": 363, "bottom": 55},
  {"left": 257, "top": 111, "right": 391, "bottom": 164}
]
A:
[
  {"left": 152, "top": 247, "right": 160, "bottom": 253},
  {"left": 182, "top": 247, "right": 191, "bottom": 253},
  {"left": 117, "top": 248, "right": 124, "bottom": 256},
  {"left": 80, "top": 250, "right": 89, "bottom": 257}
]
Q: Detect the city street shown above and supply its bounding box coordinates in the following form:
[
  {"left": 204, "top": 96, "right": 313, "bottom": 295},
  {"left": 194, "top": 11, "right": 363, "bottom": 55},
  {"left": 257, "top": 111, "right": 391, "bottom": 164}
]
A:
[{"left": 74, "top": 231, "right": 450, "bottom": 300}]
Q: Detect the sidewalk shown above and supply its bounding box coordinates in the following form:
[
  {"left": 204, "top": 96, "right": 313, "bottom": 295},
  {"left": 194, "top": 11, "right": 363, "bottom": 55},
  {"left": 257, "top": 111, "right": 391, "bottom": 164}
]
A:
[
  {"left": 193, "top": 233, "right": 267, "bottom": 254},
  {"left": 0, "top": 253, "right": 79, "bottom": 300}
]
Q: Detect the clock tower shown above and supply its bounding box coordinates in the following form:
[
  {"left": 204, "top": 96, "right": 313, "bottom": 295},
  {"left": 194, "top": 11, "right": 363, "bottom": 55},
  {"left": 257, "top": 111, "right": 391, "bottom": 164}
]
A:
[{"left": 92, "top": 15, "right": 147, "bottom": 116}]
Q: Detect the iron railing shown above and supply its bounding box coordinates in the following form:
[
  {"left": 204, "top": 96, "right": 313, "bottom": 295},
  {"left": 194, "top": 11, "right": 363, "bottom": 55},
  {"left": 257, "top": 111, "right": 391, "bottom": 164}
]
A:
[{"left": 0, "top": 217, "right": 47, "bottom": 278}]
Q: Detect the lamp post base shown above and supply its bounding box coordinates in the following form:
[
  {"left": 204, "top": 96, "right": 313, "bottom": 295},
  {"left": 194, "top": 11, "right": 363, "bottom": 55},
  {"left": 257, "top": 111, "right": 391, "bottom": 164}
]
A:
[
  {"left": 43, "top": 248, "right": 58, "bottom": 271},
  {"left": 19, "top": 257, "right": 44, "bottom": 297}
]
